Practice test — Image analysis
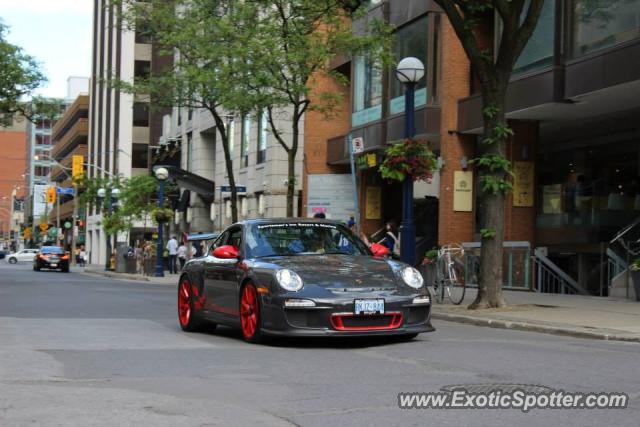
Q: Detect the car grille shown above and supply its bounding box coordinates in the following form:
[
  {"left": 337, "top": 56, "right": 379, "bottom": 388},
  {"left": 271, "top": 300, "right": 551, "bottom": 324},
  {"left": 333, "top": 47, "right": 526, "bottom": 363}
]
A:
[{"left": 330, "top": 312, "right": 403, "bottom": 331}]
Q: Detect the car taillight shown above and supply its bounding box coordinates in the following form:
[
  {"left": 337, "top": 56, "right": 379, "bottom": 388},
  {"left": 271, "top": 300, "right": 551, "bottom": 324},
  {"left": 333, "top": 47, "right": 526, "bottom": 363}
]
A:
[
  {"left": 61, "top": 254, "right": 69, "bottom": 260},
  {"left": 38, "top": 254, "right": 47, "bottom": 260}
]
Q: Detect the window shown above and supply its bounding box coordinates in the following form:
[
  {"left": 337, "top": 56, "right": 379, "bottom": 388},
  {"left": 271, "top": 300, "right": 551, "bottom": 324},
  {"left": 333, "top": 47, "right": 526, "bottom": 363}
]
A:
[
  {"left": 572, "top": 0, "right": 640, "bottom": 56},
  {"left": 35, "top": 134, "right": 51, "bottom": 145},
  {"left": 257, "top": 111, "right": 268, "bottom": 164},
  {"left": 135, "top": 19, "right": 152, "bottom": 44},
  {"left": 132, "top": 143, "right": 148, "bottom": 168},
  {"left": 389, "top": 16, "right": 428, "bottom": 115},
  {"left": 227, "top": 118, "right": 235, "bottom": 157},
  {"left": 133, "top": 102, "right": 149, "bottom": 127},
  {"left": 514, "top": 0, "right": 555, "bottom": 73},
  {"left": 188, "top": 108, "right": 193, "bottom": 121},
  {"left": 177, "top": 107, "right": 181, "bottom": 126},
  {"left": 241, "top": 115, "right": 250, "bottom": 168},
  {"left": 134, "top": 61, "right": 151, "bottom": 83},
  {"left": 186, "top": 132, "right": 193, "bottom": 172},
  {"left": 352, "top": 55, "right": 382, "bottom": 126}
]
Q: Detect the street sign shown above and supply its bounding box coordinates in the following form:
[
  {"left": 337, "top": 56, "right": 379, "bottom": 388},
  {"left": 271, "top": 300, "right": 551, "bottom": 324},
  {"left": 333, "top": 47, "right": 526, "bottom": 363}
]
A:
[
  {"left": 57, "top": 187, "right": 75, "bottom": 195},
  {"left": 352, "top": 137, "right": 364, "bottom": 154},
  {"left": 220, "top": 185, "right": 247, "bottom": 193},
  {"left": 72, "top": 155, "right": 84, "bottom": 178}
]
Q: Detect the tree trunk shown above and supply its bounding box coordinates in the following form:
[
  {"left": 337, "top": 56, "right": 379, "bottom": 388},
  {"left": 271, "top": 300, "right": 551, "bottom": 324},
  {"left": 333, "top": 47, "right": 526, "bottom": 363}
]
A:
[{"left": 469, "top": 84, "right": 508, "bottom": 309}]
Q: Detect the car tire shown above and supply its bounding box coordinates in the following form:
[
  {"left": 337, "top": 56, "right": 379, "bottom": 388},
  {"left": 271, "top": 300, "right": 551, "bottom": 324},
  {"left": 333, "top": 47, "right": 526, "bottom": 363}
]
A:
[
  {"left": 62, "top": 267, "right": 69, "bottom": 273},
  {"left": 177, "top": 277, "right": 205, "bottom": 332},
  {"left": 240, "top": 282, "right": 264, "bottom": 344},
  {"left": 8, "top": 257, "right": 17, "bottom": 264}
]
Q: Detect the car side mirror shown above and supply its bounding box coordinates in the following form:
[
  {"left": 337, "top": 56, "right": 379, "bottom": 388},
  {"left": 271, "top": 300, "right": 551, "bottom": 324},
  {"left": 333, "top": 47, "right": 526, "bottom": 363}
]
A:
[
  {"left": 212, "top": 245, "right": 239, "bottom": 259},
  {"left": 370, "top": 243, "right": 389, "bottom": 258}
]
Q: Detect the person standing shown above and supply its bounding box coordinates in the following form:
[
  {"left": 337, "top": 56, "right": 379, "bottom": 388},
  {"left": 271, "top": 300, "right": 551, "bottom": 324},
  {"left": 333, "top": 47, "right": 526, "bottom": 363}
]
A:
[
  {"left": 177, "top": 241, "right": 188, "bottom": 271},
  {"left": 167, "top": 236, "right": 179, "bottom": 274}
]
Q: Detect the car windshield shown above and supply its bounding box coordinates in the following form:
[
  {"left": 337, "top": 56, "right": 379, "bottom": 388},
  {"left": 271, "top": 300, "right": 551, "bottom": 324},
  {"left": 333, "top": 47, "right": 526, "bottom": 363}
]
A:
[
  {"left": 40, "top": 246, "right": 64, "bottom": 254},
  {"left": 246, "top": 222, "right": 371, "bottom": 258}
]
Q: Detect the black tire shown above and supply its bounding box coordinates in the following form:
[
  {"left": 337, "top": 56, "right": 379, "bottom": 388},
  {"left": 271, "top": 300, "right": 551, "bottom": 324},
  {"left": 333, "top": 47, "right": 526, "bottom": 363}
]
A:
[
  {"left": 8, "top": 257, "right": 17, "bottom": 264},
  {"left": 446, "top": 263, "right": 466, "bottom": 305},
  {"left": 62, "top": 267, "right": 69, "bottom": 273},
  {"left": 177, "top": 277, "right": 206, "bottom": 332}
]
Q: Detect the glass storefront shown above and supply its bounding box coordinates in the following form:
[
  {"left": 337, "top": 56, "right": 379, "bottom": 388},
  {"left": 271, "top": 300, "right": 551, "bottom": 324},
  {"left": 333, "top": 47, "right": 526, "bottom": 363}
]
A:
[
  {"left": 572, "top": 0, "right": 640, "bottom": 56},
  {"left": 537, "top": 140, "right": 640, "bottom": 235}
]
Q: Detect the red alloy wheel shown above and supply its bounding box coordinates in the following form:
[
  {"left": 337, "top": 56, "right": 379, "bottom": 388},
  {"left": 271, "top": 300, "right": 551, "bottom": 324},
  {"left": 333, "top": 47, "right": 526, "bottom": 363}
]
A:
[
  {"left": 178, "top": 280, "right": 192, "bottom": 328},
  {"left": 240, "top": 284, "right": 260, "bottom": 341}
]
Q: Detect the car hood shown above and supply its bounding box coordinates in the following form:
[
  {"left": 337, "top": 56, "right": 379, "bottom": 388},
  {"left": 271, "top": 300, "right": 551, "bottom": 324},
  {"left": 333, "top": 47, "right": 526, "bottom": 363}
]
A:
[{"left": 261, "top": 255, "right": 400, "bottom": 290}]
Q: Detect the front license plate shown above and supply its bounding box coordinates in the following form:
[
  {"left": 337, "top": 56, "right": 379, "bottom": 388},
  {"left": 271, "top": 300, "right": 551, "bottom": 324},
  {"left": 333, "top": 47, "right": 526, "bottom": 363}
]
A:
[
  {"left": 50, "top": 263, "right": 57, "bottom": 267},
  {"left": 354, "top": 299, "right": 384, "bottom": 315}
]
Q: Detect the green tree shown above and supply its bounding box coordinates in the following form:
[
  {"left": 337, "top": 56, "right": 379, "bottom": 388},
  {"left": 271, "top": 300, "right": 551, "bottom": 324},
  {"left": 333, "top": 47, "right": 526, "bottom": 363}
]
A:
[
  {"left": 79, "top": 174, "right": 172, "bottom": 237},
  {"left": 432, "top": 0, "right": 545, "bottom": 308},
  {"left": 109, "top": 0, "right": 262, "bottom": 222},
  {"left": 241, "top": 0, "right": 390, "bottom": 216},
  {"left": 0, "top": 21, "right": 59, "bottom": 124}
]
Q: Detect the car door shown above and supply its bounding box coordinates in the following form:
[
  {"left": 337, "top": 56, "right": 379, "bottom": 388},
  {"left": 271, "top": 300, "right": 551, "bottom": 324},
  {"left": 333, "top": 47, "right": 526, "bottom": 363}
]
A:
[
  {"left": 203, "top": 226, "right": 243, "bottom": 317},
  {"left": 20, "top": 250, "right": 36, "bottom": 261}
]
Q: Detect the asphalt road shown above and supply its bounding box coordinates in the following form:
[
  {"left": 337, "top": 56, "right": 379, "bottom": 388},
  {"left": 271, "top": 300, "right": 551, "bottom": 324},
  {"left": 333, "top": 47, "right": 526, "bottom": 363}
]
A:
[{"left": 0, "top": 261, "right": 638, "bottom": 426}]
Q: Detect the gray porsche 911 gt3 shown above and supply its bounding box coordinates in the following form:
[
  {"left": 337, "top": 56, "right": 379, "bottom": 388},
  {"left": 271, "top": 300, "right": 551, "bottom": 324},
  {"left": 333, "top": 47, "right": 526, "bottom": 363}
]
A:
[{"left": 178, "top": 219, "right": 434, "bottom": 343}]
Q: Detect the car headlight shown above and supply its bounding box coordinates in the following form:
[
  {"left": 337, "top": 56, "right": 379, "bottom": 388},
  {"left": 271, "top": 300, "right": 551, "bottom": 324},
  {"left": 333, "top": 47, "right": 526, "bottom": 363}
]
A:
[
  {"left": 401, "top": 266, "right": 424, "bottom": 289},
  {"left": 276, "top": 269, "right": 303, "bottom": 292}
]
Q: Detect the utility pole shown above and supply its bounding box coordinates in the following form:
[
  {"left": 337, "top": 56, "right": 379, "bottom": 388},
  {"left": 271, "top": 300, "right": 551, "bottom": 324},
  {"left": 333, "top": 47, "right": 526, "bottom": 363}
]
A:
[{"left": 70, "top": 184, "right": 78, "bottom": 266}]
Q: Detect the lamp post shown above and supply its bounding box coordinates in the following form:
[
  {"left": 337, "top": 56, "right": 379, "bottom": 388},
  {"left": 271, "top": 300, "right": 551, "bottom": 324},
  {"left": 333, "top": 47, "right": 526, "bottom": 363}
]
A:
[
  {"left": 154, "top": 167, "right": 169, "bottom": 277},
  {"left": 97, "top": 187, "right": 120, "bottom": 271},
  {"left": 395, "top": 57, "right": 425, "bottom": 266}
]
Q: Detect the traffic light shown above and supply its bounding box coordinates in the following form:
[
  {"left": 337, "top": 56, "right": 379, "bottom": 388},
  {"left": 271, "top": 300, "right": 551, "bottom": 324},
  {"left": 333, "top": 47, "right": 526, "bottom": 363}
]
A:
[
  {"left": 75, "top": 219, "right": 85, "bottom": 228},
  {"left": 46, "top": 187, "right": 56, "bottom": 203}
]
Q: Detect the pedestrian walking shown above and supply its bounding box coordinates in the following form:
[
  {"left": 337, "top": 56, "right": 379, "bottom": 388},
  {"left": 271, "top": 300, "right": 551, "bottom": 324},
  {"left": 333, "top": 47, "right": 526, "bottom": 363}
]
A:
[
  {"left": 177, "top": 241, "right": 187, "bottom": 271},
  {"left": 167, "top": 236, "right": 178, "bottom": 274},
  {"left": 78, "top": 245, "right": 87, "bottom": 267}
]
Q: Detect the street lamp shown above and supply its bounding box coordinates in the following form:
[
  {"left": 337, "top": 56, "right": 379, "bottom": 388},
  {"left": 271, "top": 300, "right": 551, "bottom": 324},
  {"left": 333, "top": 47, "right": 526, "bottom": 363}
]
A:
[
  {"left": 395, "top": 56, "right": 425, "bottom": 266},
  {"left": 154, "top": 167, "right": 169, "bottom": 277},
  {"left": 96, "top": 187, "right": 120, "bottom": 271}
]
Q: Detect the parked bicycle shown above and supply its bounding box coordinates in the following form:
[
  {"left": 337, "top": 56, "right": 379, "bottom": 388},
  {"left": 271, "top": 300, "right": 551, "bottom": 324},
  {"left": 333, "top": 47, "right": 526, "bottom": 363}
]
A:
[{"left": 431, "top": 243, "right": 466, "bottom": 304}]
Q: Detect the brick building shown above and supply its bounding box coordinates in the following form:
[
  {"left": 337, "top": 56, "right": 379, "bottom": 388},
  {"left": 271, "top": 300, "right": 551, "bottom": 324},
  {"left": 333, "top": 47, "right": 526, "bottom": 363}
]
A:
[{"left": 0, "top": 117, "right": 27, "bottom": 246}]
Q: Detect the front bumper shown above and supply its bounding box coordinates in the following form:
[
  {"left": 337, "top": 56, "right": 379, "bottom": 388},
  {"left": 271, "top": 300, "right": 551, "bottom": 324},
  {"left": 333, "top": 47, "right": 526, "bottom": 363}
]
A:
[{"left": 260, "top": 293, "right": 434, "bottom": 337}]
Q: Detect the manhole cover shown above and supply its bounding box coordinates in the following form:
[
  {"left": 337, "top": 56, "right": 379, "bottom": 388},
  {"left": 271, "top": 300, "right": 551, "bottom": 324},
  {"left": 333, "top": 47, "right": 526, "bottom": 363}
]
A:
[{"left": 441, "top": 384, "right": 553, "bottom": 394}]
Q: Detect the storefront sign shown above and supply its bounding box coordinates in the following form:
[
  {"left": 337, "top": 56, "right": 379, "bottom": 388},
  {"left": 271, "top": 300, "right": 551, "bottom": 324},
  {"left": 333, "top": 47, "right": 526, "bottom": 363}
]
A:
[
  {"left": 513, "top": 161, "right": 534, "bottom": 207},
  {"left": 365, "top": 186, "right": 382, "bottom": 220},
  {"left": 453, "top": 171, "right": 473, "bottom": 212}
]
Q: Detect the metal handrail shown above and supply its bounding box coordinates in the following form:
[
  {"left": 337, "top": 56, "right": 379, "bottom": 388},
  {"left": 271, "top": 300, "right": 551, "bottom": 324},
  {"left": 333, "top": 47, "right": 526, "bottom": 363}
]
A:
[{"left": 532, "top": 252, "right": 584, "bottom": 295}]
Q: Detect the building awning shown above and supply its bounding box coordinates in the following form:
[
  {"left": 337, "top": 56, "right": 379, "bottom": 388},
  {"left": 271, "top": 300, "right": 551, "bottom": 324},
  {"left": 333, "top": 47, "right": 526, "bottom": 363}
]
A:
[{"left": 154, "top": 165, "right": 215, "bottom": 204}]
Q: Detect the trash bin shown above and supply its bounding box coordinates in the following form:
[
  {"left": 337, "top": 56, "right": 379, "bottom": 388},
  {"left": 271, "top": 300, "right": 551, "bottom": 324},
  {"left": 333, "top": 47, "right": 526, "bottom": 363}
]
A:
[{"left": 116, "top": 243, "right": 128, "bottom": 273}]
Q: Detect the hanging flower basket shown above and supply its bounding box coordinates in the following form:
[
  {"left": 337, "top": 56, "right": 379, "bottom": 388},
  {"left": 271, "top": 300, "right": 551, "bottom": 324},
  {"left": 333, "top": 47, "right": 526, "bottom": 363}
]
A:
[
  {"left": 378, "top": 138, "right": 438, "bottom": 182},
  {"left": 152, "top": 207, "right": 174, "bottom": 223}
]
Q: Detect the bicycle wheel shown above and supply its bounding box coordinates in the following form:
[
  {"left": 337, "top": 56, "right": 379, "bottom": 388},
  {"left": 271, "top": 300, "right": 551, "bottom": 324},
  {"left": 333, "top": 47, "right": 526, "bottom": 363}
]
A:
[
  {"left": 446, "top": 262, "right": 466, "bottom": 305},
  {"left": 432, "top": 257, "right": 447, "bottom": 303}
]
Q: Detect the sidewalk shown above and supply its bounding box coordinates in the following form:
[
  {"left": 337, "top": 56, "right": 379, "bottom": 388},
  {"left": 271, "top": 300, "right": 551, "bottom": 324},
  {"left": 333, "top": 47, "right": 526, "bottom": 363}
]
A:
[
  {"left": 432, "top": 288, "right": 640, "bottom": 342},
  {"left": 80, "top": 265, "right": 178, "bottom": 285}
]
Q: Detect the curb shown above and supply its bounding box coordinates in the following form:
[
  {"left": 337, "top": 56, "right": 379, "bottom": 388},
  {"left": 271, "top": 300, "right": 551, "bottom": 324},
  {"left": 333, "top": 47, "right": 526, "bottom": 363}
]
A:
[
  {"left": 431, "top": 312, "right": 640, "bottom": 343},
  {"left": 82, "top": 269, "right": 151, "bottom": 282}
]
